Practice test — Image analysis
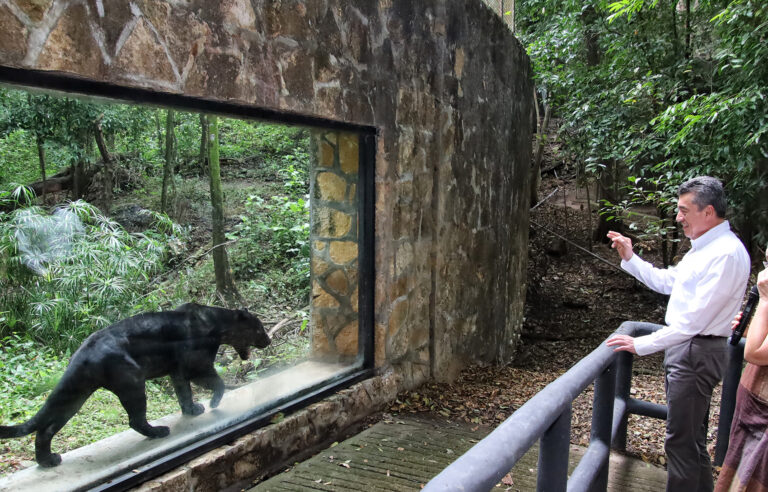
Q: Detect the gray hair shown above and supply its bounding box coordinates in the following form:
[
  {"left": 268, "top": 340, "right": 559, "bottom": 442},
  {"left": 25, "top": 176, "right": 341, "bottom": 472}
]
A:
[{"left": 677, "top": 176, "right": 727, "bottom": 218}]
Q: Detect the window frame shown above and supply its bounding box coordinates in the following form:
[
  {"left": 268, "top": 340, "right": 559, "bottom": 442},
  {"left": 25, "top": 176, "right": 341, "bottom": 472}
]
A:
[{"left": 0, "top": 65, "right": 376, "bottom": 491}]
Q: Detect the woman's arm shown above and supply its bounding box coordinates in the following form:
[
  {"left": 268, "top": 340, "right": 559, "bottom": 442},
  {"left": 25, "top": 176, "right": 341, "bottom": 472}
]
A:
[{"left": 743, "top": 269, "right": 768, "bottom": 365}]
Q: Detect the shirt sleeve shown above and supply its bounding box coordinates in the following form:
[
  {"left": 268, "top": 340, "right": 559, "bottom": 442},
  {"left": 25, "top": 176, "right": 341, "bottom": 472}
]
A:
[
  {"left": 632, "top": 253, "right": 744, "bottom": 356},
  {"left": 621, "top": 254, "right": 677, "bottom": 295}
]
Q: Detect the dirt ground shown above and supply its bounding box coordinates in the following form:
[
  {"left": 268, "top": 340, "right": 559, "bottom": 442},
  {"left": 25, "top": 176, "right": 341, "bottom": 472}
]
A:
[{"left": 384, "top": 171, "right": 729, "bottom": 475}]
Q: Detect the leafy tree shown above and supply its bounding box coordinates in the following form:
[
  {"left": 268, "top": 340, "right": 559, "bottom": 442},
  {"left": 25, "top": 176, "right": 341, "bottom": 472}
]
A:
[
  {"left": 206, "top": 114, "right": 240, "bottom": 305},
  {"left": 519, "top": 0, "right": 768, "bottom": 255},
  {"left": 161, "top": 109, "right": 176, "bottom": 213}
]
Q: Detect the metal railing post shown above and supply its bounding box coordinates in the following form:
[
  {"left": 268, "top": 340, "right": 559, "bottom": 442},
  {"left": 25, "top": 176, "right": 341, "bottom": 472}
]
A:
[
  {"left": 591, "top": 361, "right": 616, "bottom": 491},
  {"left": 538, "top": 405, "right": 572, "bottom": 492},
  {"left": 612, "top": 351, "right": 633, "bottom": 451},
  {"left": 715, "top": 341, "right": 745, "bottom": 466}
]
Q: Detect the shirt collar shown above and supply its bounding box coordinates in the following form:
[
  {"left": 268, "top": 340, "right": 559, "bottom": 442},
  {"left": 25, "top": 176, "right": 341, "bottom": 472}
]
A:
[{"left": 690, "top": 220, "right": 730, "bottom": 250}]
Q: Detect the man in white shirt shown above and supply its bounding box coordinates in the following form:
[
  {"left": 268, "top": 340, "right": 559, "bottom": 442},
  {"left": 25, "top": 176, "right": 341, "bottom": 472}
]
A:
[{"left": 606, "top": 176, "right": 750, "bottom": 492}]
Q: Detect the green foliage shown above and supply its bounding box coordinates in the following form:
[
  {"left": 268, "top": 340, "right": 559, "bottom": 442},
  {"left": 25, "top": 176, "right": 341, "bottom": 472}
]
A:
[
  {"left": 0, "top": 200, "right": 187, "bottom": 352},
  {"left": 230, "top": 193, "right": 310, "bottom": 299},
  {"left": 0, "top": 130, "right": 41, "bottom": 185},
  {"left": 0, "top": 335, "right": 66, "bottom": 423},
  {"left": 519, "top": 0, "right": 768, "bottom": 247}
]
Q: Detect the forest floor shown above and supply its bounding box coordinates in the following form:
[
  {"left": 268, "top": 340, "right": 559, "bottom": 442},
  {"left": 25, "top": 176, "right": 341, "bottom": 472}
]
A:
[{"left": 383, "top": 170, "right": 726, "bottom": 477}]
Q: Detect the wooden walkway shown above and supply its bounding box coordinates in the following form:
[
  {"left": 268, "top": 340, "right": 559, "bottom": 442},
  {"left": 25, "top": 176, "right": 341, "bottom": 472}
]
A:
[{"left": 251, "top": 416, "right": 666, "bottom": 491}]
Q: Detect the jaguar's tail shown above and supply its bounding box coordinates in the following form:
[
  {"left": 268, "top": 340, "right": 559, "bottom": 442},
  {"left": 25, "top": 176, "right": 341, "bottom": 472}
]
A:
[{"left": 0, "top": 416, "right": 38, "bottom": 438}]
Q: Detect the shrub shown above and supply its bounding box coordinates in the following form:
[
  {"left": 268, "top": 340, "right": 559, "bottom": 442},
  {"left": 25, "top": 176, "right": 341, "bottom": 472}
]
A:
[
  {"left": 0, "top": 200, "right": 187, "bottom": 352},
  {"left": 230, "top": 194, "right": 310, "bottom": 301}
]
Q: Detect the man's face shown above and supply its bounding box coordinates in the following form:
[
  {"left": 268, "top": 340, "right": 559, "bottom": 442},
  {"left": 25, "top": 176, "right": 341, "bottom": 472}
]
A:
[{"left": 676, "top": 193, "right": 713, "bottom": 240}]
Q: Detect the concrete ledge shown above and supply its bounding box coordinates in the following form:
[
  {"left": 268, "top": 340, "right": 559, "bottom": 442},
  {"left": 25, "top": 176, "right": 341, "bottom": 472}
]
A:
[
  {"left": 0, "top": 361, "right": 385, "bottom": 492},
  {"left": 135, "top": 370, "right": 401, "bottom": 491}
]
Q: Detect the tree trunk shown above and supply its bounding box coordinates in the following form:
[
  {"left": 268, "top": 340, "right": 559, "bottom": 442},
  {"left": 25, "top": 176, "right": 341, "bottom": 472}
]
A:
[
  {"left": 531, "top": 97, "right": 551, "bottom": 207},
  {"left": 72, "top": 160, "right": 83, "bottom": 200},
  {"left": 585, "top": 182, "right": 593, "bottom": 252},
  {"left": 36, "top": 135, "right": 47, "bottom": 203},
  {"left": 155, "top": 112, "right": 164, "bottom": 156},
  {"left": 207, "top": 115, "right": 239, "bottom": 305},
  {"left": 685, "top": 0, "right": 692, "bottom": 61},
  {"left": 582, "top": 5, "right": 601, "bottom": 67},
  {"left": 161, "top": 109, "right": 176, "bottom": 213},
  {"left": 199, "top": 113, "right": 209, "bottom": 176},
  {"left": 94, "top": 119, "right": 113, "bottom": 214},
  {"left": 591, "top": 159, "right": 623, "bottom": 243}
]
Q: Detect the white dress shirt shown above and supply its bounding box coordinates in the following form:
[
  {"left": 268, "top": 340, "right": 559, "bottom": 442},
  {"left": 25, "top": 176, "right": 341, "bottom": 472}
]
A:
[{"left": 621, "top": 220, "right": 750, "bottom": 356}]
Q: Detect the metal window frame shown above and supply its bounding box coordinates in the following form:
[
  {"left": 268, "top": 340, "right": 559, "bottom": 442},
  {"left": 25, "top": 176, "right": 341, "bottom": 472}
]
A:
[{"left": 0, "top": 65, "right": 377, "bottom": 491}]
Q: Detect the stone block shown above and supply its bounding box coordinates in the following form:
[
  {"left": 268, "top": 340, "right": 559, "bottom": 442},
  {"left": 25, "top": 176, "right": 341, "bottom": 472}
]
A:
[
  {"left": 374, "top": 322, "right": 387, "bottom": 366},
  {"left": 0, "top": 7, "right": 26, "bottom": 63},
  {"left": 136, "top": 465, "right": 190, "bottom": 491},
  {"left": 37, "top": 3, "right": 105, "bottom": 79},
  {"left": 325, "top": 269, "right": 349, "bottom": 295},
  {"left": 394, "top": 242, "right": 413, "bottom": 277},
  {"left": 312, "top": 281, "right": 340, "bottom": 309},
  {"left": 319, "top": 139, "right": 335, "bottom": 167},
  {"left": 339, "top": 133, "right": 359, "bottom": 174},
  {"left": 16, "top": 0, "right": 52, "bottom": 22},
  {"left": 334, "top": 320, "right": 359, "bottom": 356},
  {"left": 111, "top": 17, "right": 177, "bottom": 86},
  {"left": 313, "top": 208, "right": 352, "bottom": 238},
  {"left": 388, "top": 297, "right": 408, "bottom": 337},
  {"left": 328, "top": 240, "right": 357, "bottom": 264},
  {"left": 350, "top": 287, "right": 359, "bottom": 313},
  {"left": 315, "top": 171, "right": 347, "bottom": 202},
  {"left": 311, "top": 256, "right": 330, "bottom": 276},
  {"left": 310, "top": 317, "right": 331, "bottom": 355}
]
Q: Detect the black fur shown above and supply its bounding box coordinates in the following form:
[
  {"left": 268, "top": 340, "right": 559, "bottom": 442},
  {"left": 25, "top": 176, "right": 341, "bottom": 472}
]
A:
[{"left": 0, "top": 303, "right": 270, "bottom": 467}]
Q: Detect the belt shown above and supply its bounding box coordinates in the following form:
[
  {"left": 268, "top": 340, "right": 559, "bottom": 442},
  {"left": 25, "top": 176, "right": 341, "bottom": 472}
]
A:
[{"left": 694, "top": 334, "right": 726, "bottom": 339}]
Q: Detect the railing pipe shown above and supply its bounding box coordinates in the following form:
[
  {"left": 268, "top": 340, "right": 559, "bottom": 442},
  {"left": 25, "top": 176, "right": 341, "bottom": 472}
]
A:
[
  {"left": 626, "top": 398, "right": 666, "bottom": 419},
  {"left": 567, "top": 440, "right": 609, "bottom": 492},
  {"left": 423, "top": 323, "right": 650, "bottom": 491},
  {"left": 612, "top": 351, "right": 633, "bottom": 450},
  {"left": 424, "top": 321, "right": 743, "bottom": 491},
  {"left": 568, "top": 361, "right": 616, "bottom": 492},
  {"left": 592, "top": 361, "right": 616, "bottom": 490},
  {"left": 538, "top": 406, "right": 572, "bottom": 491}
]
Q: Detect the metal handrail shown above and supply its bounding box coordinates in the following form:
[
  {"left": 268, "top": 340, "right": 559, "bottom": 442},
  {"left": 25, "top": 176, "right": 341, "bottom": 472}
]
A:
[{"left": 423, "top": 321, "right": 744, "bottom": 492}]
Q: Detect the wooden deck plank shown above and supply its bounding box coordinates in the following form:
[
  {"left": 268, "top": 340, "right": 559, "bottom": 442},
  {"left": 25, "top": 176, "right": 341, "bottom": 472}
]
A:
[{"left": 251, "top": 416, "right": 667, "bottom": 491}]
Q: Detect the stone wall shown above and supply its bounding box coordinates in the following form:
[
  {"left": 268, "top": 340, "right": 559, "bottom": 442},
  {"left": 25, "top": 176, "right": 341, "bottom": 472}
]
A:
[
  {"left": 0, "top": 0, "right": 532, "bottom": 487},
  {"left": 0, "top": 0, "right": 530, "bottom": 398},
  {"left": 310, "top": 130, "right": 360, "bottom": 359}
]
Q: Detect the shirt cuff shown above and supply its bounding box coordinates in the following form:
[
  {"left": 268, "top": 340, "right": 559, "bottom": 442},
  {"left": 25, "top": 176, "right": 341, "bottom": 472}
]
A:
[
  {"left": 621, "top": 253, "right": 641, "bottom": 269},
  {"left": 632, "top": 334, "right": 657, "bottom": 356}
]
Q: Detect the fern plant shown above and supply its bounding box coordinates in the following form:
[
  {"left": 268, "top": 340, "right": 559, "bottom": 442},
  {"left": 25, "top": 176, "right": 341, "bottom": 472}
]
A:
[{"left": 0, "top": 199, "right": 187, "bottom": 353}]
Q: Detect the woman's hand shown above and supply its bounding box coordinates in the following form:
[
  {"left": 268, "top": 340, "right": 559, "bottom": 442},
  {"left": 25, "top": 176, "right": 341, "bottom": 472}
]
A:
[
  {"left": 732, "top": 311, "right": 743, "bottom": 331},
  {"left": 757, "top": 268, "right": 768, "bottom": 301}
]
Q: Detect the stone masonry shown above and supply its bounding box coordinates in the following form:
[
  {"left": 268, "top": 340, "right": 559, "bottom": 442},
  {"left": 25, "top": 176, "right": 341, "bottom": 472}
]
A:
[
  {"left": 0, "top": 0, "right": 532, "bottom": 488},
  {"left": 310, "top": 130, "right": 360, "bottom": 359},
  {"left": 0, "top": 0, "right": 533, "bottom": 382}
]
